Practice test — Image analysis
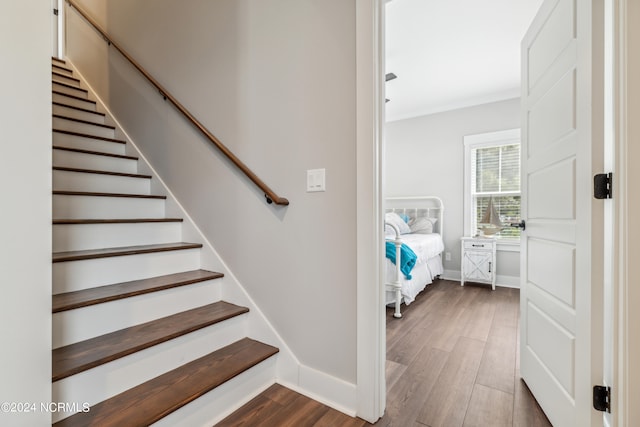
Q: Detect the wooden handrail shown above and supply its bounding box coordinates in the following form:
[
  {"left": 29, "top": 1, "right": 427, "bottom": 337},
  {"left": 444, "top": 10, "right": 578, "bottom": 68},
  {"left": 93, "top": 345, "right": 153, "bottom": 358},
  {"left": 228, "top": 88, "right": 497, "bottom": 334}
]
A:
[{"left": 66, "top": 0, "right": 289, "bottom": 206}]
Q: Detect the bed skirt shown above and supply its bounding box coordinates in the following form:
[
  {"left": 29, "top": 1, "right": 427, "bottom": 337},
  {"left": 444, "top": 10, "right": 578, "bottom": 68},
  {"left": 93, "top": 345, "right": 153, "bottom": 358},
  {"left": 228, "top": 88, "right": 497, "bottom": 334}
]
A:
[{"left": 385, "top": 254, "right": 443, "bottom": 306}]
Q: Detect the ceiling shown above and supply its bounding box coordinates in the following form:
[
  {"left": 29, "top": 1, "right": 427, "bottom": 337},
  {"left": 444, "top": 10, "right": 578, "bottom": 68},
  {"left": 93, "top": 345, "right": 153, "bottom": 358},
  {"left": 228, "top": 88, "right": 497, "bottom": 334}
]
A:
[{"left": 385, "top": 0, "right": 543, "bottom": 122}]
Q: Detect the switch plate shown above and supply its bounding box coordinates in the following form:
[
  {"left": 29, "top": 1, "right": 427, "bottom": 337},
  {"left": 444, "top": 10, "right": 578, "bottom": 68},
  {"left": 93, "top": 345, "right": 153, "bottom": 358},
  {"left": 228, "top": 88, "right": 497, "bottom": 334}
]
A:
[
  {"left": 445, "top": 252, "right": 451, "bottom": 261},
  {"left": 307, "top": 168, "right": 326, "bottom": 192}
]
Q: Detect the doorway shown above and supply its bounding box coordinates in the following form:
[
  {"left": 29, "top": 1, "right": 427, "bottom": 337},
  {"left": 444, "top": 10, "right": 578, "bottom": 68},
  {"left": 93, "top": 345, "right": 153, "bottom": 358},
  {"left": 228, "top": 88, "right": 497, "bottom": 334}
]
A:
[{"left": 377, "top": 0, "right": 610, "bottom": 425}]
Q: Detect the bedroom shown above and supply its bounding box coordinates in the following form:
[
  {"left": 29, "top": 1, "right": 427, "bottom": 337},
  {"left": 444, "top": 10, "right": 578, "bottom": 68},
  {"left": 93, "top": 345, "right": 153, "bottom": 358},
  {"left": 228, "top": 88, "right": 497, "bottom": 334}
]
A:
[
  {"left": 380, "top": 0, "right": 549, "bottom": 425},
  {"left": 383, "top": 0, "right": 543, "bottom": 289}
]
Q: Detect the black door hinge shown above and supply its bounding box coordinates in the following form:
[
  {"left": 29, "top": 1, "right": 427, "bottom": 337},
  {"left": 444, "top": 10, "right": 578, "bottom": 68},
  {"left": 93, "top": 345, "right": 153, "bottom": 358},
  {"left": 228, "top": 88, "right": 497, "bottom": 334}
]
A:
[
  {"left": 53, "top": 8, "right": 59, "bottom": 15},
  {"left": 594, "top": 172, "right": 613, "bottom": 199},
  {"left": 593, "top": 385, "right": 611, "bottom": 412}
]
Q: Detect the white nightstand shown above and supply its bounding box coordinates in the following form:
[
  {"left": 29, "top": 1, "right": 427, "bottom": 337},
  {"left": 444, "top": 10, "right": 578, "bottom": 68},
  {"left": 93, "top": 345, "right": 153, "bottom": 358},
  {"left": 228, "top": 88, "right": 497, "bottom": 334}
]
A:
[{"left": 461, "top": 237, "right": 497, "bottom": 290}]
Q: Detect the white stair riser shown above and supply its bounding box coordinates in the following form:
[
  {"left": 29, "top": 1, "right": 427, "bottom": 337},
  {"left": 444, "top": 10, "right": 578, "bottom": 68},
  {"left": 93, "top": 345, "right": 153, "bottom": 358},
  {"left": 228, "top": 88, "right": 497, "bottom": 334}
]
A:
[
  {"left": 53, "top": 117, "right": 115, "bottom": 139},
  {"left": 52, "top": 66, "right": 74, "bottom": 77},
  {"left": 53, "top": 195, "right": 166, "bottom": 220},
  {"left": 53, "top": 149, "right": 138, "bottom": 175},
  {"left": 53, "top": 132, "right": 126, "bottom": 155},
  {"left": 52, "top": 92, "right": 96, "bottom": 111},
  {"left": 52, "top": 279, "right": 222, "bottom": 348},
  {"left": 52, "top": 315, "right": 248, "bottom": 423},
  {"left": 49, "top": 62, "right": 277, "bottom": 427},
  {"left": 53, "top": 170, "right": 150, "bottom": 194},
  {"left": 53, "top": 222, "right": 182, "bottom": 252},
  {"left": 53, "top": 82, "right": 88, "bottom": 98},
  {"left": 52, "top": 75, "right": 81, "bottom": 87},
  {"left": 154, "top": 357, "right": 276, "bottom": 427},
  {"left": 53, "top": 249, "right": 202, "bottom": 292},
  {"left": 53, "top": 104, "right": 105, "bottom": 124}
]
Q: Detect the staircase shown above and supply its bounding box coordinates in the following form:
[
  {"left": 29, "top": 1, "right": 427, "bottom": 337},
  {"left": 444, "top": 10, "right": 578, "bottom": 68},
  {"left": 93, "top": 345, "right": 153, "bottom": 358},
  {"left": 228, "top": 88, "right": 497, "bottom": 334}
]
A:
[{"left": 50, "top": 57, "right": 279, "bottom": 426}]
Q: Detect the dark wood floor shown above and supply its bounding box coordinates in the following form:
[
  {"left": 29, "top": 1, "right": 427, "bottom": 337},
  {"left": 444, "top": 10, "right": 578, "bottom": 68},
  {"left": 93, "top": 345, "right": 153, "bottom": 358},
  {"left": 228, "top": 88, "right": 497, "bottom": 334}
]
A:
[
  {"left": 377, "top": 279, "right": 551, "bottom": 427},
  {"left": 215, "top": 383, "right": 368, "bottom": 427},
  {"left": 215, "top": 280, "right": 552, "bottom": 427}
]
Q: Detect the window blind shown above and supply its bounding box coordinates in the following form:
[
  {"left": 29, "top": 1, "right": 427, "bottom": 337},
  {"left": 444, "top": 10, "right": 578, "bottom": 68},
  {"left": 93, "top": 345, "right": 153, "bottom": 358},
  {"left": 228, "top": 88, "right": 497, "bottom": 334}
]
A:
[{"left": 471, "top": 143, "right": 521, "bottom": 239}]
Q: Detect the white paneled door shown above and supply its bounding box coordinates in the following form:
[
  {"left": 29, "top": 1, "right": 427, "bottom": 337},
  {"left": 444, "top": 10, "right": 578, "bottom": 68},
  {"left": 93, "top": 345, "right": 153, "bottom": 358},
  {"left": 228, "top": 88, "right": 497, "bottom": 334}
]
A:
[{"left": 520, "top": 0, "right": 604, "bottom": 426}]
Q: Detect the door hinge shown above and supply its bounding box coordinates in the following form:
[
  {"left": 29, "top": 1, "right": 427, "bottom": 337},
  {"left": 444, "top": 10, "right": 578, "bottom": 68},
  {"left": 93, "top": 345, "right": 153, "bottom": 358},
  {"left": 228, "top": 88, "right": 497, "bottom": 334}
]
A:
[
  {"left": 594, "top": 172, "right": 613, "bottom": 199},
  {"left": 53, "top": 8, "right": 59, "bottom": 15},
  {"left": 593, "top": 385, "right": 611, "bottom": 412}
]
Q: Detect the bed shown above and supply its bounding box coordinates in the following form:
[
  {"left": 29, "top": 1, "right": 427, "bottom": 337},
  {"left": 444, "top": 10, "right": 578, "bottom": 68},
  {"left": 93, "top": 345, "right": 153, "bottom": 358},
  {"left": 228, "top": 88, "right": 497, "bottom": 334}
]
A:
[{"left": 385, "top": 196, "right": 445, "bottom": 318}]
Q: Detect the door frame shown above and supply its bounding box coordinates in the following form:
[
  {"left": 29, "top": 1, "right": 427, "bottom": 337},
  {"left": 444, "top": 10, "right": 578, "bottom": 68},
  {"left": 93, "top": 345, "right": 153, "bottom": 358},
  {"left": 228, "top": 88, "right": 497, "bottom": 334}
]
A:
[
  {"left": 612, "top": 0, "right": 640, "bottom": 424},
  {"left": 355, "top": 0, "right": 386, "bottom": 423}
]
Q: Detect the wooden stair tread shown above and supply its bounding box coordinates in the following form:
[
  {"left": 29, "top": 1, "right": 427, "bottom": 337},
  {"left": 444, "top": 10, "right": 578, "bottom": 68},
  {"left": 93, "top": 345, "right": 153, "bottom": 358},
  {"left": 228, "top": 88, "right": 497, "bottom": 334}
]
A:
[
  {"left": 52, "top": 242, "right": 202, "bottom": 263},
  {"left": 53, "top": 129, "right": 125, "bottom": 144},
  {"left": 52, "top": 91, "right": 97, "bottom": 105},
  {"left": 53, "top": 218, "right": 183, "bottom": 225},
  {"left": 53, "top": 145, "right": 137, "bottom": 160},
  {"left": 52, "top": 63, "right": 73, "bottom": 73},
  {"left": 52, "top": 301, "right": 250, "bottom": 381},
  {"left": 53, "top": 101, "right": 105, "bottom": 117},
  {"left": 52, "top": 72, "right": 80, "bottom": 83},
  {"left": 53, "top": 190, "right": 166, "bottom": 200},
  {"left": 52, "top": 57, "right": 66, "bottom": 64},
  {"left": 53, "top": 166, "right": 151, "bottom": 179},
  {"left": 52, "top": 80, "right": 88, "bottom": 93},
  {"left": 53, "top": 114, "right": 116, "bottom": 129},
  {"left": 52, "top": 80, "right": 88, "bottom": 94},
  {"left": 52, "top": 270, "right": 224, "bottom": 313},
  {"left": 53, "top": 338, "right": 278, "bottom": 426}
]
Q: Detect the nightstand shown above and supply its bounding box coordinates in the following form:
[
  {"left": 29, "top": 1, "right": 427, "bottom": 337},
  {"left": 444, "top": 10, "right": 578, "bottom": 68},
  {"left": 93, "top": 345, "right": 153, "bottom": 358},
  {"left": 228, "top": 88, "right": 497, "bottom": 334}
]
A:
[{"left": 461, "top": 237, "right": 497, "bottom": 290}]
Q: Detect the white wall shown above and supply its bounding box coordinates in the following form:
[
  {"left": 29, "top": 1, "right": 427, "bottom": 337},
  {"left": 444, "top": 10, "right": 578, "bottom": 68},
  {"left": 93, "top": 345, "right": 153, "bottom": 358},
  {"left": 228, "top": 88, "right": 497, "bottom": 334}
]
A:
[
  {"left": 385, "top": 98, "right": 521, "bottom": 284},
  {"left": 0, "top": 1, "right": 52, "bottom": 426},
  {"left": 67, "top": 0, "right": 358, "bottom": 384}
]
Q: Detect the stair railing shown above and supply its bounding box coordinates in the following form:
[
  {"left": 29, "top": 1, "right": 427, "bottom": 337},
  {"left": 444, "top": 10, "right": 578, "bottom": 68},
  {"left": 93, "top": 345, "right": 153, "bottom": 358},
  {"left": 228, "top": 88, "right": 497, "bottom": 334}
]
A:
[{"left": 65, "top": 0, "right": 289, "bottom": 206}]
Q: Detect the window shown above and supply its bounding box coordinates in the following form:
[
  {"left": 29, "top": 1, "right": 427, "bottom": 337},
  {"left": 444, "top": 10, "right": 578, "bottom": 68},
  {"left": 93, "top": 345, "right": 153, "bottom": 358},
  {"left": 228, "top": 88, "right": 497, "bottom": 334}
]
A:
[{"left": 464, "top": 129, "right": 521, "bottom": 247}]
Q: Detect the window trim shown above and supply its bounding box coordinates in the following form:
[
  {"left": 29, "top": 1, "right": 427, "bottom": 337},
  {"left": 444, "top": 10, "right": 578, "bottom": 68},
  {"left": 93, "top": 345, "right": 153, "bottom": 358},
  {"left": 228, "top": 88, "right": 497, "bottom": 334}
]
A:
[{"left": 463, "top": 128, "right": 521, "bottom": 251}]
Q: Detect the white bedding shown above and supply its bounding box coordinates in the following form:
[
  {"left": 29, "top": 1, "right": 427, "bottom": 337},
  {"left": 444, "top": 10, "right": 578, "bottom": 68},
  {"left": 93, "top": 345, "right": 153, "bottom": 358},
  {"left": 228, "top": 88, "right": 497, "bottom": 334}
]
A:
[
  {"left": 389, "top": 233, "right": 444, "bottom": 261},
  {"left": 385, "top": 233, "right": 444, "bottom": 305}
]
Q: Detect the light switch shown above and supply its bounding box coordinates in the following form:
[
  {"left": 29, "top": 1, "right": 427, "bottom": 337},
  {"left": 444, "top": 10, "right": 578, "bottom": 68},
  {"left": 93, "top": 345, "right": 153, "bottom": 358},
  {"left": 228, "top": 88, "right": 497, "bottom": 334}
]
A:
[{"left": 306, "top": 168, "right": 326, "bottom": 192}]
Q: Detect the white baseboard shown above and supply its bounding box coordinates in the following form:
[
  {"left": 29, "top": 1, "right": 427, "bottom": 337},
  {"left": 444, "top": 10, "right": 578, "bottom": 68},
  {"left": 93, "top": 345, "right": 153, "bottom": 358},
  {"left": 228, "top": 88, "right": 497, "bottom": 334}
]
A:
[
  {"left": 442, "top": 270, "right": 520, "bottom": 289},
  {"left": 496, "top": 274, "right": 520, "bottom": 288},
  {"left": 442, "top": 269, "right": 461, "bottom": 281},
  {"left": 279, "top": 364, "right": 357, "bottom": 417}
]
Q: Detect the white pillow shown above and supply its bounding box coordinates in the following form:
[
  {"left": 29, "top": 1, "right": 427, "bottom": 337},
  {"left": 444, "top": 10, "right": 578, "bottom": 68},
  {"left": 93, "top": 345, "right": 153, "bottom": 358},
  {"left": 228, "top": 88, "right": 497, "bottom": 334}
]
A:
[
  {"left": 409, "top": 217, "right": 437, "bottom": 234},
  {"left": 385, "top": 212, "right": 411, "bottom": 235}
]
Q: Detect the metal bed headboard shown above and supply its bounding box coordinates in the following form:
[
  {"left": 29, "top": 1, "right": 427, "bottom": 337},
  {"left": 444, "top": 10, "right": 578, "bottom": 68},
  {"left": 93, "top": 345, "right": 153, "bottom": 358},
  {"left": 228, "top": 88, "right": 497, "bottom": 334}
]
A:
[{"left": 385, "top": 196, "right": 444, "bottom": 238}]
